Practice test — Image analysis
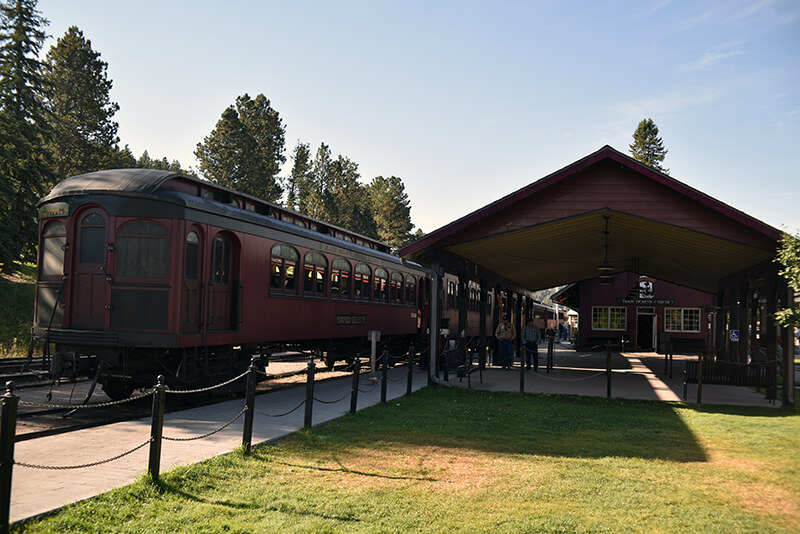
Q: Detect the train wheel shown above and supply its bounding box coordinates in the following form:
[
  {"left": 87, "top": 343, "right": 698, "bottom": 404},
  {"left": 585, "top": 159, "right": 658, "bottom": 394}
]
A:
[
  {"left": 102, "top": 378, "right": 135, "bottom": 401},
  {"left": 323, "top": 353, "right": 337, "bottom": 369}
]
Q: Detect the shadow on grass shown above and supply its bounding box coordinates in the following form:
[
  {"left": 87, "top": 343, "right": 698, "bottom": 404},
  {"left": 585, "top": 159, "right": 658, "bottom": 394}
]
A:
[
  {"left": 305, "top": 387, "right": 711, "bottom": 463},
  {"left": 152, "top": 478, "right": 364, "bottom": 523}
]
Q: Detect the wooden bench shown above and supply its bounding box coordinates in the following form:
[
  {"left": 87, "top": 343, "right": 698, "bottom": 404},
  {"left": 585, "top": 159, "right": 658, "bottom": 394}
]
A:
[{"left": 683, "top": 359, "right": 777, "bottom": 400}]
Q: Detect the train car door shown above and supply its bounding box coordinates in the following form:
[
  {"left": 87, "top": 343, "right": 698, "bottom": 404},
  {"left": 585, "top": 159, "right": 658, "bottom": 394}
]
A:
[
  {"left": 182, "top": 227, "right": 203, "bottom": 334},
  {"left": 71, "top": 209, "right": 109, "bottom": 330},
  {"left": 207, "top": 232, "right": 238, "bottom": 331}
]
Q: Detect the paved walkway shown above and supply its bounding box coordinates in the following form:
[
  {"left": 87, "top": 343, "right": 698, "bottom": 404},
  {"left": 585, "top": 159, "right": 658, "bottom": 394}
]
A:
[
  {"left": 8, "top": 345, "right": 781, "bottom": 525},
  {"left": 10, "top": 365, "right": 429, "bottom": 524},
  {"left": 448, "top": 343, "right": 780, "bottom": 407}
]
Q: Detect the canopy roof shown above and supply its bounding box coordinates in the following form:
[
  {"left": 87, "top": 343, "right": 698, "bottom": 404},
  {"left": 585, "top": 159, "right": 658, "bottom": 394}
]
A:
[{"left": 401, "top": 146, "right": 780, "bottom": 293}]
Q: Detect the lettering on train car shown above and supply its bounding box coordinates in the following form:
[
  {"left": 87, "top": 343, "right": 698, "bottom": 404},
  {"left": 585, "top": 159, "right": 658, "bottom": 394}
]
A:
[
  {"left": 336, "top": 313, "right": 367, "bottom": 326},
  {"left": 39, "top": 202, "right": 69, "bottom": 219}
]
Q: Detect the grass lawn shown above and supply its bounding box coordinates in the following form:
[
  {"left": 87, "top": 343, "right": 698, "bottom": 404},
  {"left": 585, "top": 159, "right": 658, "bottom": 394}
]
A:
[{"left": 12, "top": 388, "right": 800, "bottom": 533}]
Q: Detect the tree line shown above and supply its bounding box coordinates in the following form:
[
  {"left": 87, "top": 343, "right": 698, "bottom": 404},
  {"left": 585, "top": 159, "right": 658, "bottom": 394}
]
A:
[{"left": 0, "top": 0, "right": 418, "bottom": 274}]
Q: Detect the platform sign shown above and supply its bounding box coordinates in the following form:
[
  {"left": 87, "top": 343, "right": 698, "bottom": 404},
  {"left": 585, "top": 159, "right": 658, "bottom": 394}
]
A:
[{"left": 730, "top": 330, "right": 740, "bottom": 342}]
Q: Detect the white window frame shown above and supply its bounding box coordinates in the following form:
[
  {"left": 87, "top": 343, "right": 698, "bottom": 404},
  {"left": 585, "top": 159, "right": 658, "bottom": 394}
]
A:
[
  {"left": 591, "top": 306, "right": 627, "bottom": 331},
  {"left": 664, "top": 307, "right": 701, "bottom": 333}
]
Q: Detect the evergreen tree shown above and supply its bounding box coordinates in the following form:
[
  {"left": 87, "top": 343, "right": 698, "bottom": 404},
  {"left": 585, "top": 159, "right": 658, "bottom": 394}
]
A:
[
  {"left": 629, "top": 118, "right": 669, "bottom": 174},
  {"left": 43, "top": 26, "right": 120, "bottom": 180},
  {"left": 195, "top": 93, "right": 285, "bottom": 202},
  {"left": 369, "top": 175, "right": 413, "bottom": 247},
  {"left": 0, "top": 0, "right": 53, "bottom": 273},
  {"left": 135, "top": 150, "right": 186, "bottom": 173},
  {"left": 286, "top": 141, "right": 311, "bottom": 211}
]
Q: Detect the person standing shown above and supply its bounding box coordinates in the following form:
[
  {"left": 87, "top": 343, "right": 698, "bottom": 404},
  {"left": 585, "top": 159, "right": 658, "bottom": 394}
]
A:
[
  {"left": 522, "top": 317, "right": 541, "bottom": 370},
  {"left": 495, "top": 314, "right": 516, "bottom": 369}
]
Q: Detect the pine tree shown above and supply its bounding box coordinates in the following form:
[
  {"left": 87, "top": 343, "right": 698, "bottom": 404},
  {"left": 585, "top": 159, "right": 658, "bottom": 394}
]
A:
[
  {"left": 286, "top": 141, "right": 311, "bottom": 210},
  {"left": 775, "top": 231, "right": 800, "bottom": 329},
  {"left": 369, "top": 175, "right": 414, "bottom": 247},
  {"left": 0, "top": 0, "right": 53, "bottom": 273},
  {"left": 629, "top": 118, "right": 669, "bottom": 174},
  {"left": 195, "top": 93, "right": 285, "bottom": 202},
  {"left": 43, "top": 26, "right": 120, "bottom": 180}
]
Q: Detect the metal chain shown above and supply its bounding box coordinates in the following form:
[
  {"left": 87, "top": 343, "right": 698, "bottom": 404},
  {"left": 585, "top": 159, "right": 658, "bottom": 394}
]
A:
[
  {"left": 19, "top": 389, "right": 155, "bottom": 410},
  {"left": 531, "top": 370, "right": 607, "bottom": 382},
  {"left": 166, "top": 370, "right": 250, "bottom": 395},
  {"left": 254, "top": 398, "right": 306, "bottom": 418},
  {"left": 358, "top": 382, "right": 378, "bottom": 393},
  {"left": 15, "top": 438, "right": 152, "bottom": 470},
  {"left": 313, "top": 390, "right": 351, "bottom": 405},
  {"left": 386, "top": 373, "right": 407, "bottom": 383},
  {"left": 163, "top": 406, "right": 248, "bottom": 441}
]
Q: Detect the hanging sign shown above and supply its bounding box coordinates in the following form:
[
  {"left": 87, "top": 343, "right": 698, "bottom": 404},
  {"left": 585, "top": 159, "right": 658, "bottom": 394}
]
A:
[
  {"left": 730, "top": 330, "right": 740, "bottom": 342},
  {"left": 617, "top": 297, "right": 674, "bottom": 305}
]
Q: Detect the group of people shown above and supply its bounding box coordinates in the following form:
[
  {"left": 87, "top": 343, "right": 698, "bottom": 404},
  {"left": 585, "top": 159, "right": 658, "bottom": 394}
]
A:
[{"left": 494, "top": 315, "right": 545, "bottom": 371}]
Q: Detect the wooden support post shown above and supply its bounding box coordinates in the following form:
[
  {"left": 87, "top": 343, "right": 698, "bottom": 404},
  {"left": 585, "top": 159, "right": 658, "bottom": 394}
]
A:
[
  {"left": 1, "top": 382, "right": 19, "bottom": 534},
  {"left": 148, "top": 375, "right": 166, "bottom": 482},
  {"left": 696, "top": 353, "right": 704, "bottom": 405},
  {"left": 350, "top": 358, "right": 361, "bottom": 414},
  {"left": 242, "top": 356, "right": 257, "bottom": 455},
  {"left": 406, "top": 344, "right": 414, "bottom": 396},
  {"left": 381, "top": 349, "right": 388, "bottom": 403},
  {"left": 606, "top": 343, "right": 612, "bottom": 399},
  {"left": 304, "top": 359, "right": 315, "bottom": 428}
]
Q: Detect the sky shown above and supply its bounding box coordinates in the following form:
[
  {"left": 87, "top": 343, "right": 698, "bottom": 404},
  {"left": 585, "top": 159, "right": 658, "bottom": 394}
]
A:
[{"left": 36, "top": 0, "right": 800, "bottom": 235}]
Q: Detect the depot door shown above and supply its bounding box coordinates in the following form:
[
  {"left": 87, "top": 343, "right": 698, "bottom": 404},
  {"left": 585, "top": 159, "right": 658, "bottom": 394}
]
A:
[
  {"left": 637, "top": 313, "right": 655, "bottom": 351},
  {"left": 207, "top": 233, "right": 237, "bottom": 331},
  {"left": 71, "top": 210, "right": 109, "bottom": 330}
]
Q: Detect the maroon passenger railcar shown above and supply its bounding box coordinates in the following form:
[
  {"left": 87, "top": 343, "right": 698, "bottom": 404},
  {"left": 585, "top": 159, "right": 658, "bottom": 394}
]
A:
[{"left": 32, "top": 169, "right": 428, "bottom": 399}]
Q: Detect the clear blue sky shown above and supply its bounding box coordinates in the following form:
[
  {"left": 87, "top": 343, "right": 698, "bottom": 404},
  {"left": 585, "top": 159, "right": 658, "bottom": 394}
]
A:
[{"left": 37, "top": 0, "right": 800, "bottom": 234}]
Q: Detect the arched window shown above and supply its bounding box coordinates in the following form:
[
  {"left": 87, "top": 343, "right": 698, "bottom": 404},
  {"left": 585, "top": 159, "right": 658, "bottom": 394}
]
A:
[
  {"left": 374, "top": 268, "right": 389, "bottom": 303},
  {"left": 40, "top": 221, "right": 66, "bottom": 280},
  {"left": 116, "top": 220, "right": 169, "bottom": 279},
  {"left": 331, "top": 258, "right": 351, "bottom": 299},
  {"left": 354, "top": 263, "right": 371, "bottom": 300},
  {"left": 303, "top": 251, "right": 328, "bottom": 297},
  {"left": 271, "top": 243, "right": 299, "bottom": 294},
  {"left": 79, "top": 213, "right": 106, "bottom": 264},
  {"left": 405, "top": 275, "right": 416, "bottom": 306},
  {"left": 390, "top": 272, "right": 404, "bottom": 304}
]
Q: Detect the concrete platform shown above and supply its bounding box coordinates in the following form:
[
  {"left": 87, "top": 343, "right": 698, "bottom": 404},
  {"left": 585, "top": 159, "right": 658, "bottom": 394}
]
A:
[{"left": 449, "top": 342, "right": 780, "bottom": 407}]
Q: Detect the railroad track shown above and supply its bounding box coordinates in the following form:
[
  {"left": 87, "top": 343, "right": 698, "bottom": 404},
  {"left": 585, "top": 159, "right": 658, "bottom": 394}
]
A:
[{"left": 0, "top": 356, "right": 51, "bottom": 387}]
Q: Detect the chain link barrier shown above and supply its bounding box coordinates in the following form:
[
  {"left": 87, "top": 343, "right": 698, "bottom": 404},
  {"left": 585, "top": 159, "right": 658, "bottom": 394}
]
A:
[
  {"left": 162, "top": 407, "right": 248, "bottom": 442},
  {"left": 19, "top": 389, "right": 155, "bottom": 410},
  {"left": 253, "top": 398, "right": 306, "bottom": 418},
  {"left": 313, "top": 390, "right": 351, "bottom": 405},
  {"left": 165, "top": 370, "right": 250, "bottom": 395},
  {"left": 256, "top": 367, "right": 307, "bottom": 380},
  {"left": 528, "top": 370, "right": 608, "bottom": 382},
  {"left": 15, "top": 438, "right": 152, "bottom": 470}
]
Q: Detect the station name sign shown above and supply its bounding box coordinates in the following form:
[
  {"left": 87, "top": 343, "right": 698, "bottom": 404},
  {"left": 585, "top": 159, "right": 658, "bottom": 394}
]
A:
[
  {"left": 336, "top": 313, "right": 366, "bottom": 326},
  {"left": 39, "top": 202, "right": 69, "bottom": 219},
  {"left": 616, "top": 297, "right": 675, "bottom": 305}
]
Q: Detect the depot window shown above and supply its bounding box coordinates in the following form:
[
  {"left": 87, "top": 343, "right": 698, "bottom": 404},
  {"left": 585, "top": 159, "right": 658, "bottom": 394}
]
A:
[
  {"left": 591, "top": 306, "right": 626, "bottom": 331},
  {"left": 270, "top": 243, "right": 299, "bottom": 294},
  {"left": 303, "top": 250, "right": 328, "bottom": 297},
  {"left": 115, "top": 220, "right": 169, "bottom": 279},
  {"left": 331, "top": 258, "right": 351, "bottom": 299},
  {"left": 354, "top": 264, "right": 371, "bottom": 300},
  {"left": 665, "top": 308, "right": 700, "bottom": 333}
]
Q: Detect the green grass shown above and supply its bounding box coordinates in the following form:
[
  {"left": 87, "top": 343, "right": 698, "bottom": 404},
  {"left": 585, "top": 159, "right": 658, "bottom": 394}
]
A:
[{"left": 12, "top": 388, "right": 800, "bottom": 533}]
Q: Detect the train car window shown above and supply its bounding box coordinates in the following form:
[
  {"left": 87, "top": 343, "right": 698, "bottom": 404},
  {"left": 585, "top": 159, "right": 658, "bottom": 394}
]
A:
[
  {"left": 354, "top": 263, "right": 371, "bottom": 300},
  {"left": 404, "top": 275, "right": 416, "bottom": 306},
  {"left": 391, "top": 272, "right": 404, "bottom": 303},
  {"left": 185, "top": 231, "right": 200, "bottom": 280},
  {"left": 331, "top": 257, "right": 351, "bottom": 299},
  {"left": 294, "top": 219, "right": 307, "bottom": 229},
  {"left": 270, "top": 243, "right": 299, "bottom": 294},
  {"left": 211, "top": 236, "right": 231, "bottom": 284},
  {"left": 303, "top": 251, "right": 328, "bottom": 296},
  {"left": 40, "top": 221, "right": 66, "bottom": 279},
  {"left": 116, "top": 221, "right": 169, "bottom": 279},
  {"left": 374, "top": 268, "right": 389, "bottom": 302},
  {"left": 79, "top": 213, "right": 106, "bottom": 264}
]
